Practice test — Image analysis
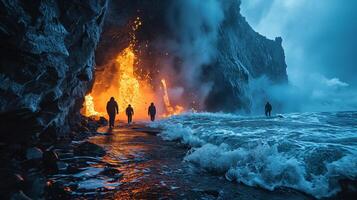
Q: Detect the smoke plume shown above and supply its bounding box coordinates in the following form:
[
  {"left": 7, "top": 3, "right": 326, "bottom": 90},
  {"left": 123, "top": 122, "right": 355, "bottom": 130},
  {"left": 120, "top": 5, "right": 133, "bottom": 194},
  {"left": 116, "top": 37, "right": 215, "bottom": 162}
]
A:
[
  {"left": 152, "top": 0, "right": 225, "bottom": 109},
  {"left": 242, "top": 0, "right": 357, "bottom": 112}
]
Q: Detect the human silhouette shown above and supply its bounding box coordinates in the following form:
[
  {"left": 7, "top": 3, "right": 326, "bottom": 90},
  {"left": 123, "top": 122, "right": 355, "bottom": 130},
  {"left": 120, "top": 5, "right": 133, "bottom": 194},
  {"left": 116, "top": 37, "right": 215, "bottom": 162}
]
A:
[
  {"left": 126, "top": 104, "right": 134, "bottom": 124},
  {"left": 265, "top": 101, "right": 272, "bottom": 117},
  {"left": 106, "top": 97, "right": 119, "bottom": 128},
  {"left": 148, "top": 102, "right": 156, "bottom": 121}
]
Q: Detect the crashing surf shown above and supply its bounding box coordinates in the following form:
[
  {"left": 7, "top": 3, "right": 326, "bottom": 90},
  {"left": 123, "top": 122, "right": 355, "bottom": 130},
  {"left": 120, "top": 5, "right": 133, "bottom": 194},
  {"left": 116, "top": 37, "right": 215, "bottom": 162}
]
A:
[{"left": 150, "top": 112, "right": 357, "bottom": 198}]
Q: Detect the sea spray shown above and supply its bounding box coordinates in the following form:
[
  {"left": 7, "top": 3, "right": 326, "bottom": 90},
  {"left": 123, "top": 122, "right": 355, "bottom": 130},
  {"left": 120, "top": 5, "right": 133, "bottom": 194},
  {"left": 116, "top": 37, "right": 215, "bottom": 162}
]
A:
[{"left": 151, "top": 111, "right": 357, "bottom": 198}]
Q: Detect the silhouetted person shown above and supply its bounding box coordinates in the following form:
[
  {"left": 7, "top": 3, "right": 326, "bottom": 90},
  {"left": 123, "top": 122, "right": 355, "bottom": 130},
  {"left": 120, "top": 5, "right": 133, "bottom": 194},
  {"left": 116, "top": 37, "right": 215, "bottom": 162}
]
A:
[
  {"left": 126, "top": 104, "right": 134, "bottom": 124},
  {"left": 265, "top": 101, "right": 272, "bottom": 117},
  {"left": 148, "top": 102, "right": 156, "bottom": 121},
  {"left": 106, "top": 97, "right": 118, "bottom": 128}
]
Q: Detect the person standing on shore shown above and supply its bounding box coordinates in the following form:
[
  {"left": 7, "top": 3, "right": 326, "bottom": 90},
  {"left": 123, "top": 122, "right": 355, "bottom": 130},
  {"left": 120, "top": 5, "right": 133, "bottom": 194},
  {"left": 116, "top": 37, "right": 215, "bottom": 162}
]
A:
[
  {"left": 106, "top": 97, "right": 119, "bottom": 128},
  {"left": 126, "top": 104, "right": 134, "bottom": 125},
  {"left": 265, "top": 101, "right": 272, "bottom": 117},
  {"left": 148, "top": 102, "right": 156, "bottom": 121}
]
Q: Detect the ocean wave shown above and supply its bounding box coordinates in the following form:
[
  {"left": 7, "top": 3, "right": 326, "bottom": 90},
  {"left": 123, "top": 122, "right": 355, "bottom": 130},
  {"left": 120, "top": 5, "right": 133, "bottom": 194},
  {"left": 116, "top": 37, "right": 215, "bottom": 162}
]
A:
[
  {"left": 153, "top": 111, "right": 357, "bottom": 198},
  {"left": 159, "top": 123, "right": 204, "bottom": 147}
]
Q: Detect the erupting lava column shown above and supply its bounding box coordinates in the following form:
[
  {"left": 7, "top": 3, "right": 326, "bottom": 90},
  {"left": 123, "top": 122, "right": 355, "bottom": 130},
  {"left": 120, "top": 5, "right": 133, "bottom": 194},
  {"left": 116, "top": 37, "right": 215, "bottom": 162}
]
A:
[{"left": 81, "top": 17, "right": 185, "bottom": 120}]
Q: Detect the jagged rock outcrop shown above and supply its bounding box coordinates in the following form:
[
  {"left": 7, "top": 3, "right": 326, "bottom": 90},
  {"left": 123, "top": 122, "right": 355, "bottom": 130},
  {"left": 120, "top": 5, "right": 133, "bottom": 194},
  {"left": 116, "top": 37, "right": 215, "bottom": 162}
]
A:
[
  {"left": 0, "top": 0, "right": 287, "bottom": 142},
  {"left": 96, "top": 0, "right": 287, "bottom": 113},
  {"left": 0, "top": 0, "right": 108, "bottom": 143},
  {"left": 205, "top": 0, "right": 287, "bottom": 112}
]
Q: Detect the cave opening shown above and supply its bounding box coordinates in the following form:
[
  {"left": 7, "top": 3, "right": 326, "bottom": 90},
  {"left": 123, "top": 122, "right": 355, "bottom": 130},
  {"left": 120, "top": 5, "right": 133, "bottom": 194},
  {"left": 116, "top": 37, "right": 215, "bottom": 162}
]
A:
[{"left": 81, "top": 16, "right": 184, "bottom": 120}]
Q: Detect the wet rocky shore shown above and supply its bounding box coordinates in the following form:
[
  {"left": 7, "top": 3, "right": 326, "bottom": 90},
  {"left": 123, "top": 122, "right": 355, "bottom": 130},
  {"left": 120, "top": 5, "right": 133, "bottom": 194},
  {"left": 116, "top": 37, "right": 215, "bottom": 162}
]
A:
[
  {"left": 33, "top": 123, "right": 313, "bottom": 200},
  {"left": 0, "top": 116, "right": 107, "bottom": 199},
  {"left": 1, "top": 117, "right": 355, "bottom": 200}
]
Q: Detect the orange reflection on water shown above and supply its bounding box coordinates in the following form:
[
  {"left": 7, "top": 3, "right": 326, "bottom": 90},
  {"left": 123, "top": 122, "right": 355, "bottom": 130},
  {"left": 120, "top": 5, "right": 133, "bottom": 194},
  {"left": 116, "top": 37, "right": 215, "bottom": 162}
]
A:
[{"left": 89, "top": 126, "right": 177, "bottom": 199}]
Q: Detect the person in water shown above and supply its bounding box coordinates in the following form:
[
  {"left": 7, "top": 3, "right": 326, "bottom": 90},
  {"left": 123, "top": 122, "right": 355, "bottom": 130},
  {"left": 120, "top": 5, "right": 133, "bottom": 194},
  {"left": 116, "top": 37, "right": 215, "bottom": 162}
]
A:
[
  {"left": 148, "top": 102, "right": 156, "bottom": 121},
  {"left": 265, "top": 101, "right": 272, "bottom": 117},
  {"left": 126, "top": 104, "right": 134, "bottom": 125},
  {"left": 106, "top": 97, "right": 119, "bottom": 128}
]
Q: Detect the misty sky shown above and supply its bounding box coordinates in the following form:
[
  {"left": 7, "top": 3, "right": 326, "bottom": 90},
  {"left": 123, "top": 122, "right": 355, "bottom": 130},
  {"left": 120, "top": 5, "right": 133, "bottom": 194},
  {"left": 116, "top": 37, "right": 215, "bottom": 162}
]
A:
[
  {"left": 240, "top": 0, "right": 357, "bottom": 111},
  {"left": 241, "top": 0, "right": 357, "bottom": 86}
]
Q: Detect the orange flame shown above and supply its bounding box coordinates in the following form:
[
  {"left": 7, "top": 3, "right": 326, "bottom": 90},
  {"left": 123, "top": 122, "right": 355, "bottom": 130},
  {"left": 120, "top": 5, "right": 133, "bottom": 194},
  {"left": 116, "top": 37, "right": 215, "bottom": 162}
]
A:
[
  {"left": 115, "top": 46, "right": 156, "bottom": 118},
  {"left": 81, "top": 17, "right": 184, "bottom": 120},
  {"left": 81, "top": 46, "right": 156, "bottom": 120},
  {"left": 161, "top": 79, "right": 184, "bottom": 117},
  {"left": 84, "top": 94, "right": 100, "bottom": 116}
]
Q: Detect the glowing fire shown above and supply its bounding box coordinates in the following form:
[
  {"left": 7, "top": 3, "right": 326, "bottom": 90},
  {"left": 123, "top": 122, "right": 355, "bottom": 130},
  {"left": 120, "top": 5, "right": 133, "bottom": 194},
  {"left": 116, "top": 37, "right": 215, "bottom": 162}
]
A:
[
  {"left": 84, "top": 94, "right": 99, "bottom": 116},
  {"left": 161, "top": 79, "right": 184, "bottom": 116},
  {"left": 117, "top": 47, "right": 141, "bottom": 111},
  {"left": 115, "top": 46, "right": 156, "bottom": 118},
  {"left": 81, "top": 17, "right": 184, "bottom": 120},
  {"left": 82, "top": 45, "right": 156, "bottom": 119},
  {"left": 81, "top": 49, "right": 184, "bottom": 119}
]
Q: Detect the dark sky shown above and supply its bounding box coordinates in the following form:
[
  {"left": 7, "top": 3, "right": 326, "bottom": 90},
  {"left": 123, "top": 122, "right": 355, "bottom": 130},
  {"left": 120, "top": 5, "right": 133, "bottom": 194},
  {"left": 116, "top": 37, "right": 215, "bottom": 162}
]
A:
[{"left": 241, "top": 0, "right": 357, "bottom": 110}]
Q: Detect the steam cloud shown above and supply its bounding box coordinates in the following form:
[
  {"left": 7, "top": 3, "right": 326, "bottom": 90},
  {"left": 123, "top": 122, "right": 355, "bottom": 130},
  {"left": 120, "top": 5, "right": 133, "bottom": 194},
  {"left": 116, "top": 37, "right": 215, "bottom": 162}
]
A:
[
  {"left": 242, "top": 0, "right": 357, "bottom": 112},
  {"left": 249, "top": 75, "right": 355, "bottom": 114},
  {"left": 153, "top": 0, "right": 224, "bottom": 108},
  {"left": 102, "top": 0, "right": 357, "bottom": 113}
]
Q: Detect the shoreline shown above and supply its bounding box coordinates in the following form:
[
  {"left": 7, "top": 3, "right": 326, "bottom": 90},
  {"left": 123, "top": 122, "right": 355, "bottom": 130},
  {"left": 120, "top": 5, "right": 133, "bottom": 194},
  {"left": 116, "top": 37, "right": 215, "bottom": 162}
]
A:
[{"left": 46, "top": 122, "right": 314, "bottom": 199}]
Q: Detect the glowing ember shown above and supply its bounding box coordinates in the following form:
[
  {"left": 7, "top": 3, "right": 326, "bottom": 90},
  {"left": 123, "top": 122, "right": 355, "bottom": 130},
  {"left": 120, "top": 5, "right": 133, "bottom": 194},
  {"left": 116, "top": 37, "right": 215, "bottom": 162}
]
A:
[
  {"left": 161, "top": 79, "right": 184, "bottom": 116},
  {"left": 81, "top": 17, "right": 184, "bottom": 120},
  {"left": 81, "top": 45, "right": 156, "bottom": 119},
  {"left": 115, "top": 46, "right": 155, "bottom": 118},
  {"left": 117, "top": 47, "right": 140, "bottom": 109},
  {"left": 84, "top": 94, "right": 99, "bottom": 116}
]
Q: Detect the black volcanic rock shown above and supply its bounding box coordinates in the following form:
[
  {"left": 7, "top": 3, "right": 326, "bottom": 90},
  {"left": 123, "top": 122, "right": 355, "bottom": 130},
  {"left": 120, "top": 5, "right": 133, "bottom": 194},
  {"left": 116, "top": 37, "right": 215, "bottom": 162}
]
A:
[
  {"left": 205, "top": 1, "right": 287, "bottom": 112},
  {"left": 74, "top": 141, "right": 105, "bottom": 157},
  {"left": 25, "top": 147, "right": 43, "bottom": 160},
  {"left": 0, "top": 0, "right": 287, "bottom": 141},
  {"left": 96, "top": 0, "right": 288, "bottom": 112},
  {"left": 0, "top": 0, "right": 108, "bottom": 141}
]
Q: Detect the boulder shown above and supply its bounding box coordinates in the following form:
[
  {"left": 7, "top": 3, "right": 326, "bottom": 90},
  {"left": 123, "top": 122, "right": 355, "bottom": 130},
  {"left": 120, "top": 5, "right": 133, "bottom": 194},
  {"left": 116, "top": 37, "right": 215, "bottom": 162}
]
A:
[
  {"left": 87, "top": 118, "right": 99, "bottom": 132},
  {"left": 98, "top": 117, "right": 108, "bottom": 126},
  {"left": 26, "top": 147, "right": 43, "bottom": 160},
  {"left": 25, "top": 170, "right": 46, "bottom": 199},
  {"left": 56, "top": 161, "right": 69, "bottom": 171},
  {"left": 74, "top": 141, "right": 106, "bottom": 157}
]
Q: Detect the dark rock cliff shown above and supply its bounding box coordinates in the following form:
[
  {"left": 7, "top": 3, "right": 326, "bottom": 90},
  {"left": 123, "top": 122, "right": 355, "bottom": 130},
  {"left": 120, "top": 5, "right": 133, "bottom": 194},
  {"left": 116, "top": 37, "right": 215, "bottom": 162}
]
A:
[
  {"left": 0, "top": 0, "right": 108, "bottom": 143},
  {"left": 95, "top": 0, "right": 288, "bottom": 113},
  {"left": 0, "top": 0, "right": 287, "bottom": 141},
  {"left": 205, "top": 0, "right": 288, "bottom": 112}
]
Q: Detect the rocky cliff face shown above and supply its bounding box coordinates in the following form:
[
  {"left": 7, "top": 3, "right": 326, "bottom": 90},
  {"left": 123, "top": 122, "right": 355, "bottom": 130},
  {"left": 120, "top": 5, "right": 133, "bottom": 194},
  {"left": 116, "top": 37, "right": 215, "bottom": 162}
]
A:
[
  {"left": 0, "top": 0, "right": 287, "bottom": 141},
  {"left": 205, "top": 0, "right": 287, "bottom": 112},
  {"left": 95, "top": 0, "right": 288, "bottom": 113},
  {"left": 0, "top": 0, "right": 107, "bottom": 143}
]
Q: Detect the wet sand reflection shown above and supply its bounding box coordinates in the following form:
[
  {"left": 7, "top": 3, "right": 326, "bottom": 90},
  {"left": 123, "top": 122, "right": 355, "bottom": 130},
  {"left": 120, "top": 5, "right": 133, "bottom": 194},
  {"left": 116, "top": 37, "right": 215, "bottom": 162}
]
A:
[{"left": 89, "top": 125, "right": 182, "bottom": 199}]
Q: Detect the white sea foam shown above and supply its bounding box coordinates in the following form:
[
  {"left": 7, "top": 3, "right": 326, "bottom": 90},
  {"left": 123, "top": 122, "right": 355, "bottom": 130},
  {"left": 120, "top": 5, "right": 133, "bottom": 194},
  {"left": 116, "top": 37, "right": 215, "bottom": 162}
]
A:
[
  {"left": 154, "top": 111, "right": 357, "bottom": 198},
  {"left": 154, "top": 121, "right": 204, "bottom": 147}
]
